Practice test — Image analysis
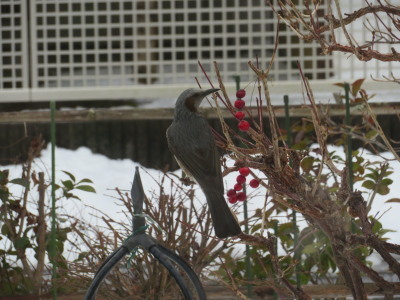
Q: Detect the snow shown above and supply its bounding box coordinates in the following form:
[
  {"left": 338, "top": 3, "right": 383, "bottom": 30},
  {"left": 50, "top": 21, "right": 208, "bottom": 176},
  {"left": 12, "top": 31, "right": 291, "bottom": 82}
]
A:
[{"left": 3, "top": 144, "right": 399, "bottom": 246}]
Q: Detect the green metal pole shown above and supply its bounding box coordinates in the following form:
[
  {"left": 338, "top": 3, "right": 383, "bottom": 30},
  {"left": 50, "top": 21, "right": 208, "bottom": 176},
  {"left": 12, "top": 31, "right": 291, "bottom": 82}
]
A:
[
  {"left": 50, "top": 101, "right": 57, "bottom": 299},
  {"left": 284, "top": 95, "right": 292, "bottom": 147},
  {"left": 344, "top": 83, "right": 356, "bottom": 237},
  {"left": 233, "top": 76, "right": 253, "bottom": 297},
  {"left": 284, "top": 95, "right": 301, "bottom": 288},
  {"left": 344, "top": 83, "right": 353, "bottom": 191}
]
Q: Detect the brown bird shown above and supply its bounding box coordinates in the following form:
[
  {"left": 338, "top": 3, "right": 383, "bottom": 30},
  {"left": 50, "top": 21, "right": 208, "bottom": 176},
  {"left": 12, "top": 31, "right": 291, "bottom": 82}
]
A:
[{"left": 166, "top": 88, "right": 242, "bottom": 238}]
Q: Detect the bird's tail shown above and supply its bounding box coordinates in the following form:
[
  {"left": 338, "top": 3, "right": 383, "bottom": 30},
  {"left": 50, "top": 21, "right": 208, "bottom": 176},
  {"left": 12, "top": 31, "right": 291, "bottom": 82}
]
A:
[{"left": 204, "top": 191, "right": 242, "bottom": 238}]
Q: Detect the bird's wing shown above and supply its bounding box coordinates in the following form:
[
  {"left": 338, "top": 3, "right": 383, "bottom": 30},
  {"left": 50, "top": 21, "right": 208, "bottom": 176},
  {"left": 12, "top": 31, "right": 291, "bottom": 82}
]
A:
[{"left": 166, "top": 125, "right": 221, "bottom": 182}]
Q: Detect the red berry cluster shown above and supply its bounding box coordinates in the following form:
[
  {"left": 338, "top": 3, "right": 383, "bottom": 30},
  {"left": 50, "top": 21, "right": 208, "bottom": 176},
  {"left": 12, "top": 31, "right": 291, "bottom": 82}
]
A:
[
  {"left": 226, "top": 167, "right": 260, "bottom": 204},
  {"left": 234, "top": 89, "right": 250, "bottom": 132}
]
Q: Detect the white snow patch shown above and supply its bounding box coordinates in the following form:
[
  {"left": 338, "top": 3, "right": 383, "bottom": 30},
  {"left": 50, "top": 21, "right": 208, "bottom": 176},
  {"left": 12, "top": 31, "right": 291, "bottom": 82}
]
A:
[{"left": 2, "top": 145, "right": 399, "bottom": 268}]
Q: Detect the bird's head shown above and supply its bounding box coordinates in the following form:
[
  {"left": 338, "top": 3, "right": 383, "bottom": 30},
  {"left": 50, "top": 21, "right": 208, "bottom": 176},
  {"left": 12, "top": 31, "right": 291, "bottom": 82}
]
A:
[{"left": 175, "top": 88, "right": 219, "bottom": 116}]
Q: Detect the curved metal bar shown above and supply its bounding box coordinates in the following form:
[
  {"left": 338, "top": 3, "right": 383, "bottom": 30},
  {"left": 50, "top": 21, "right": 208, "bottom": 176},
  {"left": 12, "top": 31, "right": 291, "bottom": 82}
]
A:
[
  {"left": 84, "top": 246, "right": 129, "bottom": 300},
  {"left": 85, "top": 234, "right": 146, "bottom": 299},
  {"left": 85, "top": 234, "right": 206, "bottom": 300},
  {"left": 148, "top": 245, "right": 194, "bottom": 300},
  {"left": 156, "top": 245, "right": 207, "bottom": 300}
]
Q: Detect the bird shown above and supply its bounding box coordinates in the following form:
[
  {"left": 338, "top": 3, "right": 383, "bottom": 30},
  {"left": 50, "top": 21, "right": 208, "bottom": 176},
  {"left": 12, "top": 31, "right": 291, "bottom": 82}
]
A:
[{"left": 166, "top": 88, "right": 242, "bottom": 238}]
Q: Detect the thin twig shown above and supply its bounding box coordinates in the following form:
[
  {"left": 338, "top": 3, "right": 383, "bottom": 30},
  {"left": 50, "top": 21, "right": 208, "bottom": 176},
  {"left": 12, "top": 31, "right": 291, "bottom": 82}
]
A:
[{"left": 248, "top": 61, "right": 281, "bottom": 171}]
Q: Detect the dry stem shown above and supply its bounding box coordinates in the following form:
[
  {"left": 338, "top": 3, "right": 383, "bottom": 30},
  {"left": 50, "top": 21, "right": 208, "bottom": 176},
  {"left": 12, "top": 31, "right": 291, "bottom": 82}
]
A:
[
  {"left": 203, "top": 58, "right": 400, "bottom": 298},
  {"left": 269, "top": 1, "right": 400, "bottom": 62}
]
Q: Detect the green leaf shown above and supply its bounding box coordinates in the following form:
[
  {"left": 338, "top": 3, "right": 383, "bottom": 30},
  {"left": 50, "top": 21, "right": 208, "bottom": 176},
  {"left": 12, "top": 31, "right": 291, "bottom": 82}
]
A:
[
  {"left": 371, "top": 219, "right": 383, "bottom": 233},
  {"left": 385, "top": 198, "right": 400, "bottom": 203},
  {"left": 355, "top": 155, "right": 364, "bottom": 163},
  {"left": 380, "top": 178, "right": 393, "bottom": 186},
  {"left": 328, "top": 256, "right": 337, "bottom": 272},
  {"left": 376, "top": 184, "right": 390, "bottom": 195},
  {"left": 250, "top": 223, "right": 262, "bottom": 233},
  {"left": 362, "top": 180, "right": 375, "bottom": 190},
  {"left": 353, "top": 164, "right": 364, "bottom": 175},
  {"left": 77, "top": 178, "right": 93, "bottom": 184},
  {"left": 14, "top": 236, "right": 30, "bottom": 250},
  {"left": 293, "top": 139, "right": 310, "bottom": 150},
  {"left": 353, "top": 176, "right": 364, "bottom": 183},
  {"left": 56, "top": 239, "right": 65, "bottom": 254},
  {"left": 62, "top": 170, "right": 76, "bottom": 182},
  {"left": 365, "top": 173, "right": 378, "bottom": 181},
  {"left": 301, "top": 156, "right": 314, "bottom": 172},
  {"left": 380, "top": 229, "right": 395, "bottom": 235},
  {"left": 75, "top": 251, "right": 89, "bottom": 262},
  {"left": 0, "top": 189, "right": 9, "bottom": 202},
  {"left": 298, "top": 227, "right": 315, "bottom": 244},
  {"left": 278, "top": 222, "right": 295, "bottom": 234},
  {"left": 320, "top": 253, "right": 330, "bottom": 273},
  {"left": 57, "top": 257, "right": 68, "bottom": 271},
  {"left": 299, "top": 273, "right": 311, "bottom": 285},
  {"left": 351, "top": 78, "right": 365, "bottom": 96},
  {"left": 64, "top": 192, "right": 81, "bottom": 200},
  {"left": 280, "top": 234, "right": 294, "bottom": 247},
  {"left": 365, "top": 130, "right": 378, "bottom": 140},
  {"left": 302, "top": 244, "right": 318, "bottom": 254},
  {"left": 333, "top": 82, "right": 345, "bottom": 88},
  {"left": 10, "top": 178, "right": 30, "bottom": 190},
  {"left": 328, "top": 186, "right": 339, "bottom": 193},
  {"left": 352, "top": 163, "right": 364, "bottom": 174},
  {"left": 62, "top": 180, "right": 74, "bottom": 190},
  {"left": 75, "top": 185, "right": 96, "bottom": 193},
  {"left": 1, "top": 224, "right": 10, "bottom": 236},
  {"left": 57, "top": 227, "right": 72, "bottom": 241},
  {"left": 383, "top": 171, "right": 393, "bottom": 177}
]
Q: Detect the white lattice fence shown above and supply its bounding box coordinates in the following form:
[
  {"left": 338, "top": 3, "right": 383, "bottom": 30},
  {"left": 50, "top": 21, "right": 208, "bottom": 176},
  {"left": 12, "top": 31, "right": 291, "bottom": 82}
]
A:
[
  {"left": 0, "top": 0, "right": 398, "bottom": 102},
  {"left": 0, "top": 0, "right": 29, "bottom": 89}
]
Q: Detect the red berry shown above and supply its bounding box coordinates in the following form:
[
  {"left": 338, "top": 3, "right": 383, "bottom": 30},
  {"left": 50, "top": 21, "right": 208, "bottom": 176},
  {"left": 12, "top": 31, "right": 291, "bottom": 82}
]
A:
[
  {"left": 236, "top": 192, "right": 246, "bottom": 202},
  {"left": 238, "top": 120, "right": 250, "bottom": 131},
  {"left": 234, "top": 99, "right": 245, "bottom": 109},
  {"left": 239, "top": 167, "right": 250, "bottom": 177},
  {"left": 228, "top": 195, "right": 238, "bottom": 204},
  {"left": 236, "top": 175, "right": 246, "bottom": 184},
  {"left": 227, "top": 189, "right": 236, "bottom": 197},
  {"left": 234, "top": 183, "right": 243, "bottom": 191},
  {"left": 236, "top": 89, "right": 246, "bottom": 98},
  {"left": 235, "top": 111, "right": 245, "bottom": 120},
  {"left": 249, "top": 179, "right": 260, "bottom": 188}
]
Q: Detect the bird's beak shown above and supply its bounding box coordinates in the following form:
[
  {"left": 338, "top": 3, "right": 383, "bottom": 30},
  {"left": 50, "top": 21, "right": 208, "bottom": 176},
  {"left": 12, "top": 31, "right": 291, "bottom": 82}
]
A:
[
  {"left": 202, "top": 88, "right": 220, "bottom": 97},
  {"left": 190, "top": 88, "right": 220, "bottom": 111}
]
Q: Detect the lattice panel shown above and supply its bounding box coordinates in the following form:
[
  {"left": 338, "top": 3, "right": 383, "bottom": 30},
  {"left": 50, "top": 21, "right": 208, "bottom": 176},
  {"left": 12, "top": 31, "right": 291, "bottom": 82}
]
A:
[
  {"left": 0, "top": 0, "right": 28, "bottom": 89},
  {"left": 28, "top": 0, "right": 333, "bottom": 88}
]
